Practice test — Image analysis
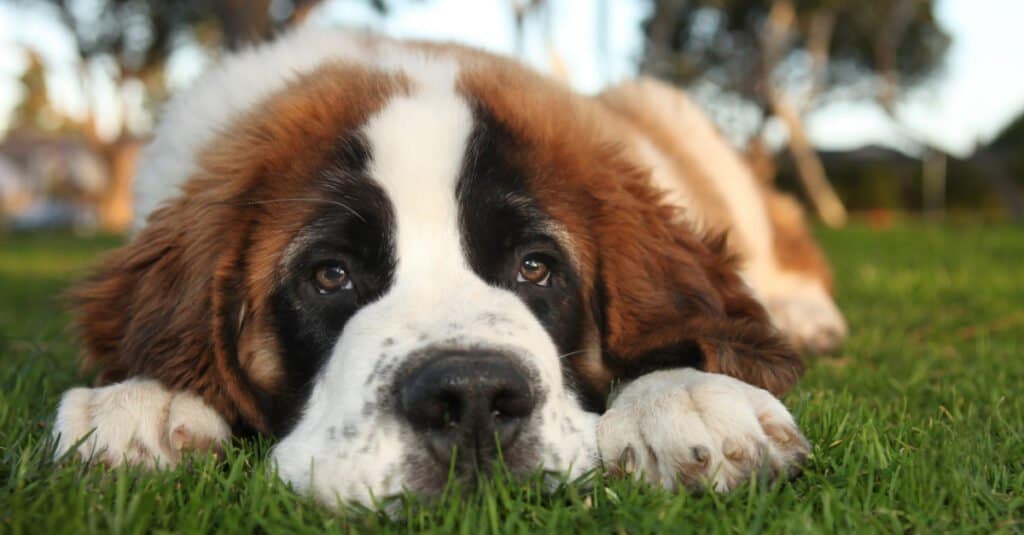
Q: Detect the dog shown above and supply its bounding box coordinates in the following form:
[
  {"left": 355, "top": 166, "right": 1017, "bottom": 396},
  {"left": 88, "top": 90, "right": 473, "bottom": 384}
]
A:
[{"left": 52, "top": 27, "right": 845, "bottom": 508}]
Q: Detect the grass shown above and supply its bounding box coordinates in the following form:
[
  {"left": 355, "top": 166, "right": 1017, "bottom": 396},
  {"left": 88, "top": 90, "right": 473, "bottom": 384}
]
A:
[{"left": 1, "top": 224, "right": 1023, "bottom": 533}]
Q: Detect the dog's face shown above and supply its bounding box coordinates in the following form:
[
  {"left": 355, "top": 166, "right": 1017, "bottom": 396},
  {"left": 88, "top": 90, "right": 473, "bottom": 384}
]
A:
[
  {"left": 266, "top": 67, "right": 603, "bottom": 502},
  {"left": 74, "top": 48, "right": 801, "bottom": 505}
]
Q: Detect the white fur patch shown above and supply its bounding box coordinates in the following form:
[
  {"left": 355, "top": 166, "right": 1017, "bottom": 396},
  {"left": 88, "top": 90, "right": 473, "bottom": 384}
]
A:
[
  {"left": 597, "top": 368, "right": 809, "bottom": 491},
  {"left": 53, "top": 378, "right": 230, "bottom": 468}
]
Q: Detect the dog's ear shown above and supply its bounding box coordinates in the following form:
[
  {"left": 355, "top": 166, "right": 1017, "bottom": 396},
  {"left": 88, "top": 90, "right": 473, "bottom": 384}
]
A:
[
  {"left": 70, "top": 176, "right": 271, "bottom": 434},
  {"left": 590, "top": 174, "right": 803, "bottom": 398}
]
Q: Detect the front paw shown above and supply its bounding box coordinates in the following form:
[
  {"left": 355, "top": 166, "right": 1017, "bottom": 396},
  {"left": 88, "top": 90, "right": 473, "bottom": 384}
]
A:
[
  {"left": 53, "top": 378, "right": 230, "bottom": 468},
  {"left": 596, "top": 369, "right": 809, "bottom": 492}
]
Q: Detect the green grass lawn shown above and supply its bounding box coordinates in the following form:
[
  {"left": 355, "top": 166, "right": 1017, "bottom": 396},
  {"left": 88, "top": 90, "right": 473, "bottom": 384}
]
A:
[{"left": 1, "top": 224, "right": 1022, "bottom": 533}]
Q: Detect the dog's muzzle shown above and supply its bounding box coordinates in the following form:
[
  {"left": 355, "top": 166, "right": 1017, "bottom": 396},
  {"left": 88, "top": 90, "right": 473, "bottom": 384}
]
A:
[{"left": 397, "top": 350, "right": 536, "bottom": 472}]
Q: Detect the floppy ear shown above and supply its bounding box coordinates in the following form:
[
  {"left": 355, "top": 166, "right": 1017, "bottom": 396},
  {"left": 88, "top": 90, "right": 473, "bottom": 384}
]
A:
[
  {"left": 591, "top": 172, "right": 803, "bottom": 398},
  {"left": 70, "top": 177, "right": 272, "bottom": 434}
]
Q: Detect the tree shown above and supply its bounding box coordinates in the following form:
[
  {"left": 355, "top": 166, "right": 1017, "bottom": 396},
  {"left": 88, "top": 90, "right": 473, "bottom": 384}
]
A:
[
  {"left": 641, "top": 0, "right": 950, "bottom": 226},
  {"left": 1, "top": 0, "right": 398, "bottom": 139},
  {"left": 1, "top": 0, "right": 393, "bottom": 231},
  {"left": 8, "top": 51, "right": 67, "bottom": 134}
]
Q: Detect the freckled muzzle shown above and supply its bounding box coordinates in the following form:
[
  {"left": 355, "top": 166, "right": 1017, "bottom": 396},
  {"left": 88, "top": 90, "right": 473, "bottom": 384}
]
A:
[{"left": 396, "top": 350, "right": 537, "bottom": 472}]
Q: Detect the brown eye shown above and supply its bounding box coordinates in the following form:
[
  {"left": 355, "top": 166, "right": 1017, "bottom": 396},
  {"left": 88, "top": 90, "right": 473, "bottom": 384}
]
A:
[
  {"left": 517, "top": 256, "right": 551, "bottom": 286},
  {"left": 313, "top": 263, "right": 352, "bottom": 294}
]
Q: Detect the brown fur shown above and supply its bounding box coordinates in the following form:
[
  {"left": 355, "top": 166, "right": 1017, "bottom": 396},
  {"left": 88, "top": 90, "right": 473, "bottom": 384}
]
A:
[
  {"left": 746, "top": 134, "right": 835, "bottom": 295},
  {"left": 599, "top": 78, "right": 836, "bottom": 300},
  {"left": 458, "top": 60, "right": 802, "bottom": 397},
  {"left": 764, "top": 189, "right": 835, "bottom": 294},
  {"left": 597, "top": 83, "right": 740, "bottom": 248},
  {"left": 71, "top": 63, "right": 406, "bottom": 433}
]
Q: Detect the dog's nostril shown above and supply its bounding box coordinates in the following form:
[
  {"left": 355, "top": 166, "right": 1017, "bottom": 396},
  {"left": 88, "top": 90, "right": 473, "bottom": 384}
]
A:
[
  {"left": 492, "top": 389, "right": 533, "bottom": 420},
  {"left": 397, "top": 351, "right": 536, "bottom": 466},
  {"left": 419, "top": 390, "right": 461, "bottom": 428}
]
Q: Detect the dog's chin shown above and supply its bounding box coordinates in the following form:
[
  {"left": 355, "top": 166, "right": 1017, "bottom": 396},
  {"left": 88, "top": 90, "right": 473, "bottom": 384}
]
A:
[
  {"left": 271, "top": 409, "right": 600, "bottom": 509},
  {"left": 398, "top": 431, "right": 545, "bottom": 495},
  {"left": 402, "top": 415, "right": 601, "bottom": 502},
  {"left": 371, "top": 452, "right": 599, "bottom": 511},
  {"left": 273, "top": 453, "right": 561, "bottom": 509},
  {"left": 399, "top": 460, "right": 526, "bottom": 500}
]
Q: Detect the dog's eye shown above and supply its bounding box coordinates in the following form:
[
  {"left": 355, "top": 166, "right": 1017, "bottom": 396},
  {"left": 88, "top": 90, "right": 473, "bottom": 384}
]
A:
[
  {"left": 313, "top": 263, "right": 353, "bottom": 294},
  {"left": 516, "top": 256, "right": 551, "bottom": 287}
]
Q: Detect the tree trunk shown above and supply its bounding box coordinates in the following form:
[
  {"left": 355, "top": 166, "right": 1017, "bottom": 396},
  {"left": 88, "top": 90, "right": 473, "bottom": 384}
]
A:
[
  {"left": 762, "top": 0, "right": 847, "bottom": 227},
  {"left": 922, "top": 147, "right": 946, "bottom": 219},
  {"left": 975, "top": 151, "right": 1024, "bottom": 221},
  {"left": 772, "top": 95, "right": 848, "bottom": 227},
  {"left": 216, "top": 0, "right": 272, "bottom": 50},
  {"left": 641, "top": 0, "right": 684, "bottom": 75},
  {"left": 291, "top": 0, "right": 325, "bottom": 25},
  {"left": 745, "top": 135, "right": 777, "bottom": 185}
]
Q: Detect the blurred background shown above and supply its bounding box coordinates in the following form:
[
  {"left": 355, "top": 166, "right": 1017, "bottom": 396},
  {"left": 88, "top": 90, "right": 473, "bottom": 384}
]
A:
[{"left": 0, "top": 0, "right": 1022, "bottom": 234}]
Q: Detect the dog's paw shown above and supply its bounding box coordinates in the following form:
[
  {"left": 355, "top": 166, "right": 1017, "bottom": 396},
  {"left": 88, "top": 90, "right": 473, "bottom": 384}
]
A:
[
  {"left": 597, "top": 368, "right": 809, "bottom": 492},
  {"left": 53, "top": 378, "right": 230, "bottom": 468},
  {"left": 764, "top": 293, "right": 847, "bottom": 354}
]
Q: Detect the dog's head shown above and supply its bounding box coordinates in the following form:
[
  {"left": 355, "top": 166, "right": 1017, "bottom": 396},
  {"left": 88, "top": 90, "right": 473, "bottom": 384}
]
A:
[{"left": 73, "top": 35, "right": 801, "bottom": 506}]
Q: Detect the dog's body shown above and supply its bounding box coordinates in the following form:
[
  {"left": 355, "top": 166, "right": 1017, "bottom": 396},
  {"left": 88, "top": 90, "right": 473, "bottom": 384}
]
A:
[{"left": 53, "top": 28, "right": 843, "bottom": 507}]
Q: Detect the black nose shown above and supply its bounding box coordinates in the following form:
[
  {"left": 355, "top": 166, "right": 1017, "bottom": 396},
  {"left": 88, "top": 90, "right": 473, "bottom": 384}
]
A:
[{"left": 397, "top": 352, "right": 536, "bottom": 469}]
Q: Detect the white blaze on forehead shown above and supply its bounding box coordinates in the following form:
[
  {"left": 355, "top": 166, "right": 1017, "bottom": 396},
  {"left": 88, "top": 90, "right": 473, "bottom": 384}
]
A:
[{"left": 362, "top": 58, "right": 474, "bottom": 286}]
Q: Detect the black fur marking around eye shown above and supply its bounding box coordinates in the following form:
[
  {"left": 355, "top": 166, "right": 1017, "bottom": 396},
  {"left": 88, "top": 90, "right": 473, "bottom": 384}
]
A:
[
  {"left": 455, "top": 104, "right": 586, "bottom": 389},
  {"left": 267, "top": 132, "right": 397, "bottom": 436}
]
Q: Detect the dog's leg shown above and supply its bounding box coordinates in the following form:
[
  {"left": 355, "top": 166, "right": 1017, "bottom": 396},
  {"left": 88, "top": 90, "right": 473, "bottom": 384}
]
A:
[
  {"left": 749, "top": 192, "right": 847, "bottom": 354},
  {"left": 760, "top": 285, "right": 847, "bottom": 354},
  {"left": 53, "top": 378, "right": 230, "bottom": 468},
  {"left": 596, "top": 368, "right": 810, "bottom": 491}
]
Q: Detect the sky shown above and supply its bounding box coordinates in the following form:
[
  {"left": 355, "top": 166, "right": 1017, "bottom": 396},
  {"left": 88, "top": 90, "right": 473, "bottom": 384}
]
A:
[
  {"left": 804, "top": 0, "right": 1024, "bottom": 156},
  {"left": 1, "top": 0, "right": 1023, "bottom": 157}
]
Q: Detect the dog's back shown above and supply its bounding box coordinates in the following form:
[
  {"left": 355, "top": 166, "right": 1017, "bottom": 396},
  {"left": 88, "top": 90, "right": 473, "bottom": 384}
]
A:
[{"left": 598, "top": 78, "right": 846, "bottom": 352}]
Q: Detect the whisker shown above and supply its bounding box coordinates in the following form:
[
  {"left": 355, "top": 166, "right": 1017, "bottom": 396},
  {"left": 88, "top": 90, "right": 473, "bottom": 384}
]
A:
[
  {"left": 237, "top": 198, "right": 366, "bottom": 222},
  {"left": 557, "top": 349, "right": 587, "bottom": 360}
]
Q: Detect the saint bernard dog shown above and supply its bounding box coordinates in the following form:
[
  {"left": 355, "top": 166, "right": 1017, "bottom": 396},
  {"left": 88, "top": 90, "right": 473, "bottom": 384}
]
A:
[{"left": 52, "top": 27, "right": 846, "bottom": 508}]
